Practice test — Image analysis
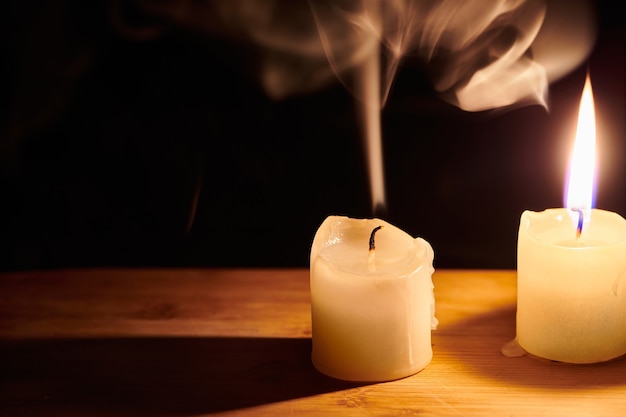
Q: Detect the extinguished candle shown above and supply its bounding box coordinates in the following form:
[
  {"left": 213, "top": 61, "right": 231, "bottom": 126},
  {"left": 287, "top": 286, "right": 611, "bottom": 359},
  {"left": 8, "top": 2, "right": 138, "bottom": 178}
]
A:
[
  {"left": 310, "top": 216, "right": 437, "bottom": 381},
  {"left": 515, "top": 75, "right": 626, "bottom": 363}
]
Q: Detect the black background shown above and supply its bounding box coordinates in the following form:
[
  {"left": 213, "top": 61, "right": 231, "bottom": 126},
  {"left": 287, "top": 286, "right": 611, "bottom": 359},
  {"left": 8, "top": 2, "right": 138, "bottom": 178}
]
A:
[{"left": 1, "top": 1, "right": 624, "bottom": 271}]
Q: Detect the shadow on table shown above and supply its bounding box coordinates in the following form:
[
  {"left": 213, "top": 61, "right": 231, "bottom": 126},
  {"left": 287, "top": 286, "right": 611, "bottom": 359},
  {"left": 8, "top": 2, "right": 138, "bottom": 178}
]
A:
[
  {"left": 434, "top": 305, "right": 626, "bottom": 388},
  {"left": 0, "top": 337, "right": 364, "bottom": 415}
]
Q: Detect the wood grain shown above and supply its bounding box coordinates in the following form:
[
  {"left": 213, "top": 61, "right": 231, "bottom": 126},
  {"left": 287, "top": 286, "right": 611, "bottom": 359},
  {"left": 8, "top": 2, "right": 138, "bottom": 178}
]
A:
[{"left": 1, "top": 268, "right": 625, "bottom": 416}]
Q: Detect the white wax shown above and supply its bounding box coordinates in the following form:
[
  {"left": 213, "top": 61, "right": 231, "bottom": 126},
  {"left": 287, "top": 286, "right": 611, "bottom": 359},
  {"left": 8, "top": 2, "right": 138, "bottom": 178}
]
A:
[
  {"left": 310, "top": 216, "right": 437, "bottom": 381},
  {"left": 517, "top": 208, "right": 626, "bottom": 363}
]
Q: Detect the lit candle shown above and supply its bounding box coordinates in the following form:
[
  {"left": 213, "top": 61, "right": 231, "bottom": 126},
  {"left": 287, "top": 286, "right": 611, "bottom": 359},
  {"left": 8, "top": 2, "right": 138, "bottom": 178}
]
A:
[
  {"left": 515, "top": 75, "right": 626, "bottom": 363},
  {"left": 310, "top": 216, "right": 437, "bottom": 381}
]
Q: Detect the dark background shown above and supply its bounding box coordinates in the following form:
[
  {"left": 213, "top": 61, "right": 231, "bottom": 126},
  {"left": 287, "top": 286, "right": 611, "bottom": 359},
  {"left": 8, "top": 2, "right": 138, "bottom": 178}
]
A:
[{"left": 1, "top": 1, "right": 624, "bottom": 271}]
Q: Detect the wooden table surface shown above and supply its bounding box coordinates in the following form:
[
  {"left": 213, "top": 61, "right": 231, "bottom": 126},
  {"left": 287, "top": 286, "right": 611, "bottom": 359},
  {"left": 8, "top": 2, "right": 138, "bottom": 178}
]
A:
[{"left": 1, "top": 268, "right": 624, "bottom": 416}]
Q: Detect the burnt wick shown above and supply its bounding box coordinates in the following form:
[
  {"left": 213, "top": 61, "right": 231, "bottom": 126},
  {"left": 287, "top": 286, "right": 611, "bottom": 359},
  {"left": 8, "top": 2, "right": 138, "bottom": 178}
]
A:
[
  {"left": 368, "top": 225, "right": 384, "bottom": 273},
  {"left": 369, "top": 225, "right": 384, "bottom": 251},
  {"left": 571, "top": 208, "right": 584, "bottom": 239}
]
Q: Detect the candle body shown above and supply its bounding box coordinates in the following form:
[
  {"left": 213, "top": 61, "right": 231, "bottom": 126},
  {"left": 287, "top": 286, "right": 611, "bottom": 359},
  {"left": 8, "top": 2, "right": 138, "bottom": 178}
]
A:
[
  {"left": 517, "top": 208, "right": 626, "bottom": 363},
  {"left": 310, "top": 216, "right": 437, "bottom": 381}
]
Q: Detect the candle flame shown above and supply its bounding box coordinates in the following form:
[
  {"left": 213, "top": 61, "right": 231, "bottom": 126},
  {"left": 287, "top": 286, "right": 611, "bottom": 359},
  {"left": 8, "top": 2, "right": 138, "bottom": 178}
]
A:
[{"left": 565, "top": 74, "right": 596, "bottom": 230}]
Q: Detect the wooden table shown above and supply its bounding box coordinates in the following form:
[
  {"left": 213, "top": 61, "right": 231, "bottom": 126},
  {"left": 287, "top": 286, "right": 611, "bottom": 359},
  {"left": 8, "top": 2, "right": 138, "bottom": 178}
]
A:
[{"left": 1, "top": 269, "right": 624, "bottom": 416}]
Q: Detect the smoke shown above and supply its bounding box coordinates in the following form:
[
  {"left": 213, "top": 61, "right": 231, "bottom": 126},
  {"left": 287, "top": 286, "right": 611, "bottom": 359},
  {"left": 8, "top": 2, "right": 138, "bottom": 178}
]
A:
[
  {"left": 119, "top": 0, "right": 597, "bottom": 211},
  {"left": 125, "top": 0, "right": 596, "bottom": 110},
  {"left": 309, "top": 0, "right": 597, "bottom": 111}
]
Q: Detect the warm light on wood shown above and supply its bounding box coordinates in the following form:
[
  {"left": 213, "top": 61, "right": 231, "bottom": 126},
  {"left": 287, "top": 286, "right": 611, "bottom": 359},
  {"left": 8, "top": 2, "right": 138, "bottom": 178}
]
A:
[{"left": 1, "top": 268, "right": 625, "bottom": 416}]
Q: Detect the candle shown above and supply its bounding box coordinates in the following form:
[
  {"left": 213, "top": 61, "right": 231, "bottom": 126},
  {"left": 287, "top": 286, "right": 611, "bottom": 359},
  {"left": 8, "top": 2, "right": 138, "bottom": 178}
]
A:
[
  {"left": 515, "top": 75, "right": 626, "bottom": 363},
  {"left": 309, "top": 216, "right": 437, "bottom": 381}
]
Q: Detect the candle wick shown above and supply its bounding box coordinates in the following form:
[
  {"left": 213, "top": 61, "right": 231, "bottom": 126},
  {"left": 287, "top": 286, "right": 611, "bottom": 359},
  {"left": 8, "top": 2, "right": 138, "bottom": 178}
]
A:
[
  {"left": 571, "top": 208, "right": 584, "bottom": 239},
  {"left": 369, "top": 225, "right": 384, "bottom": 251},
  {"left": 368, "top": 225, "right": 384, "bottom": 273}
]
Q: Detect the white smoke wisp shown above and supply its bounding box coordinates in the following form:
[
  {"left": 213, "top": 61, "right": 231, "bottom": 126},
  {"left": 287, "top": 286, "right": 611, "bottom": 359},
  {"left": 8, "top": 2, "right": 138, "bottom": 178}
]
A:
[
  {"left": 304, "top": 0, "right": 595, "bottom": 211},
  {"left": 122, "top": 0, "right": 597, "bottom": 212},
  {"left": 126, "top": 0, "right": 596, "bottom": 110},
  {"left": 420, "top": 0, "right": 550, "bottom": 111},
  {"left": 309, "top": 0, "right": 596, "bottom": 112}
]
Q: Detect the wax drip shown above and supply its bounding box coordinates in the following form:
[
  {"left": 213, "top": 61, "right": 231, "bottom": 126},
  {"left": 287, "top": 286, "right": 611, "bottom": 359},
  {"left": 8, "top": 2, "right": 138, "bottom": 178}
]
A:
[
  {"left": 368, "top": 225, "right": 384, "bottom": 273},
  {"left": 571, "top": 208, "right": 584, "bottom": 239}
]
